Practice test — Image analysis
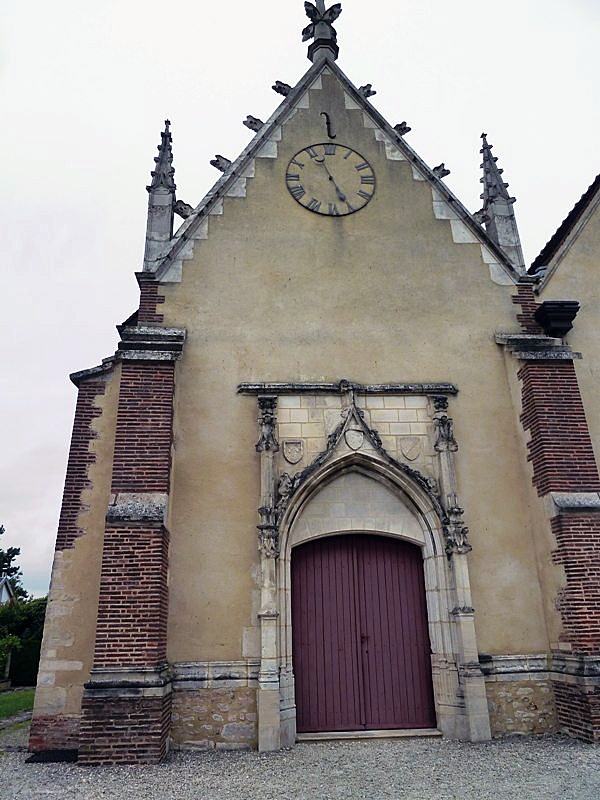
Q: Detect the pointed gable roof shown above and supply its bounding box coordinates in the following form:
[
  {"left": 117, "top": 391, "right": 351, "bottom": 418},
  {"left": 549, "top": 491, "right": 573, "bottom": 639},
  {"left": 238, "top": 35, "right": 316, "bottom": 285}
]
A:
[
  {"left": 152, "top": 55, "right": 520, "bottom": 285},
  {"left": 529, "top": 173, "right": 600, "bottom": 281}
]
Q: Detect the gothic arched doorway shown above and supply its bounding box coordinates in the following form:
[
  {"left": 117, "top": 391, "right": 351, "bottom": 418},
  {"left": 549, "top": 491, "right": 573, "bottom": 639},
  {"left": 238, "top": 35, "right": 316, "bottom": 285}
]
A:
[{"left": 291, "top": 533, "right": 436, "bottom": 733}]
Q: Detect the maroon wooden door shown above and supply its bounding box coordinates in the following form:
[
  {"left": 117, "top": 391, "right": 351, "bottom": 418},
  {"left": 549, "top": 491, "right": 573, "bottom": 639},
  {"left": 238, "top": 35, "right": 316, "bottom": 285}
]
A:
[{"left": 292, "top": 534, "right": 436, "bottom": 732}]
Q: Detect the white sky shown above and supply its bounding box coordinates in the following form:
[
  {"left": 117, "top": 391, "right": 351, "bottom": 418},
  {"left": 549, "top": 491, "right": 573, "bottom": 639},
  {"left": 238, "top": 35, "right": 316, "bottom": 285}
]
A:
[{"left": 1, "top": 0, "right": 599, "bottom": 596}]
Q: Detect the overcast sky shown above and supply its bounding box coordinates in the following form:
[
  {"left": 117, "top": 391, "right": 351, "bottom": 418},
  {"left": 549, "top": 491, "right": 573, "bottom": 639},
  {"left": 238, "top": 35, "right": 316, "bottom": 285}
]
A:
[{"left": 1, "top": 0, "right": 599, "bottom": 596}]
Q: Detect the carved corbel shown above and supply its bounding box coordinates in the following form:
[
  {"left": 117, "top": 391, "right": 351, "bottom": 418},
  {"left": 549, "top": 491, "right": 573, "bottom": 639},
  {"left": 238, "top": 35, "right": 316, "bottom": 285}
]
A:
[
  {"left": 434, "top": 415, "right": 458, "bottom": 452},
  {"left": 257, "top": 506, "right": 280, "bottom": 558},
  {"left": 256, "top": 396, "right": 279, "bottom": 453}
]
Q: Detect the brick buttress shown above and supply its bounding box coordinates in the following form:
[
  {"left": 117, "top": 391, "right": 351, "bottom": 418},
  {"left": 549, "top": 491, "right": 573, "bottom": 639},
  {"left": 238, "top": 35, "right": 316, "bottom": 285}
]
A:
[
  {"left": 500, "top": 281, "right": 600, "bottom": 742},
  {"left": 78, "top": 322, "right": 185, "bottom": 765}
]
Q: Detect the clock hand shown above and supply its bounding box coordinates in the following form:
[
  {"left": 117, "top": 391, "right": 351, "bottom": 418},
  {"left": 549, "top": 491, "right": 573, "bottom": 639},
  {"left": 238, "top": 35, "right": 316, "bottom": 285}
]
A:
[{"left": 316, "top": 158, "right": 347, "bottom": 202}]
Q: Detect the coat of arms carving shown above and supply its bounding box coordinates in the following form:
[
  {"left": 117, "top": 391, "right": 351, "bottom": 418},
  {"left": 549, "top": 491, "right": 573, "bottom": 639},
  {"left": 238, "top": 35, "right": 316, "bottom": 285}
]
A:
[{"left": 283, "top": 440, "right": 304, "bottom": 465}]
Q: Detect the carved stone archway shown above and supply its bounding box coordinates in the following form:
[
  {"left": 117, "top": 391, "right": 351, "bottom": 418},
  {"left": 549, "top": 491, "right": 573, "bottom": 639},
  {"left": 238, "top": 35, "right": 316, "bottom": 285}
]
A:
[{"left": 246, "top": 384, "right": 492, "bottom": 750}]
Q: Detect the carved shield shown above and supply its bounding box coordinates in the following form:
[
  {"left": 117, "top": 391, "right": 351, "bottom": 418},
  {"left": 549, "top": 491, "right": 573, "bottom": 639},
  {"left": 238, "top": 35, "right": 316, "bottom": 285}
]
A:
[
  {"left": 400, "top": 436, "right": 422, "bottom": 462},
  {"left": 283, "top": 440, "right": 304, "bottom": 465},
  {"left": 344, "top": 428, "right": 365, "bottom": 451}
]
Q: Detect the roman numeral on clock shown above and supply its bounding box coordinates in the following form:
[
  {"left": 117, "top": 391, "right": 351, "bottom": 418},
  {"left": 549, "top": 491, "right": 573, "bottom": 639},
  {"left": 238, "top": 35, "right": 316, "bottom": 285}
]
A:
[
  {"left": 306, "top": 146, "right": 319, "bottom": 159},
  {"left": 357, "top": 189, "right": 372, "bottom": 201},
  {"left": 324, "top": 143, "right": 337, "bottom": 155},
  {"left": 360, "top": 174, "right": 375, "bottom": 185},
  {"left": 307, "top": 198, "right": 321, "bottom": 212},
  {"left": 355, "top": 161, "right": 370, "bottom": 171},
  {"left": 328, "top": 203, "right": 340, "bottom": 216},
  {"left": 286, "top": 173, "right": 301, "bottom": 182},
  {"left": 290, "top": 185, "right": 306, "bottom": 200}
]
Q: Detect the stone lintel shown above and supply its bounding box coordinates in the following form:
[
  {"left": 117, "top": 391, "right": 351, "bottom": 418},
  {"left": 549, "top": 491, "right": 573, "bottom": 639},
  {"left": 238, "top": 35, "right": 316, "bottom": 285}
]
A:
[
  {"left": 106, "top": 492, "right": 169, "bottom": 524},
  {"left": 238, "top": 381, "right": 458, "bottom": 395},
  {"left": 479, "top": 653, "right": 549, "bottom": 677}
]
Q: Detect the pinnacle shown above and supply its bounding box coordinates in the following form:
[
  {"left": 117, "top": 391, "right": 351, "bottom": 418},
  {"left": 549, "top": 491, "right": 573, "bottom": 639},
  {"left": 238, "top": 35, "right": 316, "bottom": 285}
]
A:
[{"left": 147, "top": 119, "right": 176, "bottom": 193}]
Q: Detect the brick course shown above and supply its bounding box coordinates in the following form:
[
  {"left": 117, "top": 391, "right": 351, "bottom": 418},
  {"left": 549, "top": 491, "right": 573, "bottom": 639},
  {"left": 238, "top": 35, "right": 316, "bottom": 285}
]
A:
[
  {"left": 512, "top": 284, "right": 543, "bottom": 334},
  {"left": 136, "top": 273, "right": 165, "bottom": 325},
  {"left": 56, "top": 380, "right": 105, "bottom": 550},
  {"left": 111, "top": 361, "right": 175, "bottom": 493},
  {"left": 79, "top": 694, "right": 172, "bottom": 764},
  {"left": 553, "top": 682, "right": 600, "bottom": 743},
  {"left": 28, "top": 715, "right": 80, "bottom": 753},
  {"left": 551, "top": 513, "right": 600, "bottom": 655},
  {"left": 93, "top": 525, "right": 170, "bottom": 667},
  {"left": 518, "top": 361, "right": 600, "bottom": 497}
]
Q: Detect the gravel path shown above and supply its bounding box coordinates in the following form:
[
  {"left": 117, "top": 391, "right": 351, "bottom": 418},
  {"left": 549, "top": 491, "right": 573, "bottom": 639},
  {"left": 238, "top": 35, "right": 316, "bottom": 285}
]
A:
[{"left": 1, "top": 724, "right": 599, "bottom": 800}]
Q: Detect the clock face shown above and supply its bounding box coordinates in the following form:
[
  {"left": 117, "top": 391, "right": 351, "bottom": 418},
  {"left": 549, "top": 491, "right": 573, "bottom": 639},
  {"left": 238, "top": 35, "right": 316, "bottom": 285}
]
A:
[{"left": 285, "top": 143, "right": 375, "bottom": 216}]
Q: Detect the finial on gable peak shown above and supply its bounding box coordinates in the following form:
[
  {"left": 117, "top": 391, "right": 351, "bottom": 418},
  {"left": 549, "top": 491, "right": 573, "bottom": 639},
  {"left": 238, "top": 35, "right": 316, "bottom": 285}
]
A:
[
  {"left": 147, "top": 119, "right": 176, "bottom": 194},
  {"left": 303, "top": 1, "right": 342, "bottom": 62}
]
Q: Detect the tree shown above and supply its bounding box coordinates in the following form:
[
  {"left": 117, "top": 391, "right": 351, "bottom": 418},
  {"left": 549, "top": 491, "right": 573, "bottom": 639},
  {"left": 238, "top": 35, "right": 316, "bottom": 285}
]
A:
[{"left": 0, "top": 524, "right": 29, "bottom": 601}]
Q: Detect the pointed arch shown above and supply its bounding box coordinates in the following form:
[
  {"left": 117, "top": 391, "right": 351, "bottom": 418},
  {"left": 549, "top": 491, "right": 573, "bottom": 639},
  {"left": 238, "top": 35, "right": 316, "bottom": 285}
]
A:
[{"left": 276, "top": 450, "right": 465, "bottom": 746}]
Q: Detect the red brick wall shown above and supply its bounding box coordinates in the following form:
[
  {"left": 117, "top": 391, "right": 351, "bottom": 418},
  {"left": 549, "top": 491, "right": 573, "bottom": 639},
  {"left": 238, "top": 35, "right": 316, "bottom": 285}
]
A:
[
  {"left": 136, "top": 273, "right": 165, "bottom": 325},
  {"left": 554, "top": 683, "right": 600, "bottom": 742},
  {"left": 56, "top": 380, "right": 105, "bottom": 550},
  {"left": 512, "top": 284, "right": 543, "bottom": 334},
  {"left": 111, "top": 362, "right": 175, "bottom": 493},
  {"left": 28, "top": 715, "right": 80, "bottom": 753},
  {"left": 79, "top": 694, "right": 172, "bottom": 764},
  {"left": 518, "top": 361, "right": 600, "bottom": 497},
  {"left": 552, "top": 513, "right": 600, "bottom": 655},
  {"left": 93, "top": 526, "right": 170, "bottom": 668}
]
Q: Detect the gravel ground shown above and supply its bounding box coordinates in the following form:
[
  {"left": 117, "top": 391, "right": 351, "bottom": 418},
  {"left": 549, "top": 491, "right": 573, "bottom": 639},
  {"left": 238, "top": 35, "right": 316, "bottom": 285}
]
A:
[{"left": 1, "top": 723, "right": 599, "bottom": 800}]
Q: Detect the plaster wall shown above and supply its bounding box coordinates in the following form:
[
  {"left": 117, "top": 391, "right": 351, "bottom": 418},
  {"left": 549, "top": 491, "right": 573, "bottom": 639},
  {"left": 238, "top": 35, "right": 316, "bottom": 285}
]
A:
[
  {"left": 159, "top": 71, "right": 552, "bottom": 663},
  {"left": 33, "top": 366, "right": 120, "bottom": 719}
]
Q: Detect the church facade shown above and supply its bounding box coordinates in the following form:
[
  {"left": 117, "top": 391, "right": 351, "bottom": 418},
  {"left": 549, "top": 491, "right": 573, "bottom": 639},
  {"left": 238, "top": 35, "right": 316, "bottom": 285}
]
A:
[{"left": 29, "top": 3, "right": 600, "bottom": 763}]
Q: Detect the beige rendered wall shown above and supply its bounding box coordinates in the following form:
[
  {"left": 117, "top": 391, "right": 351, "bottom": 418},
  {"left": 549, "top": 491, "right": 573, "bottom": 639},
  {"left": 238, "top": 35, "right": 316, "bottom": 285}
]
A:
[
  {"left": 161, "top": 70, "right": 551, "bottom": 663},
  {"left": 33, "top": 366, "right": 120, "bottom": 720}
]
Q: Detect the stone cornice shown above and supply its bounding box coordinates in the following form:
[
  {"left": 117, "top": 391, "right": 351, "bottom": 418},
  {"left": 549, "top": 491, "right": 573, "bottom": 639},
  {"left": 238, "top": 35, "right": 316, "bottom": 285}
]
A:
[
  {"left": 495, "top": 332, "right": 581, "bottom": 361},
  {"left": 238, "top": 380, "right": 457, "bottom": 395},
  {"left": 116, "top": 325, "right": 186, "bottom": 362}
]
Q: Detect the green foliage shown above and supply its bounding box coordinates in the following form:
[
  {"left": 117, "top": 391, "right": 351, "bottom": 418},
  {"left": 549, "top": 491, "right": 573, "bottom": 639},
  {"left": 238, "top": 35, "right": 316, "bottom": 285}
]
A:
[
  {"left": 0, "top": 688, "right": 35, "bottom": 720},
  {"left": 0, "top": 524, "right": 28, "bottom": 600},
  {"left": 0, "top": 597, "right": 47, "bottom": 676}
]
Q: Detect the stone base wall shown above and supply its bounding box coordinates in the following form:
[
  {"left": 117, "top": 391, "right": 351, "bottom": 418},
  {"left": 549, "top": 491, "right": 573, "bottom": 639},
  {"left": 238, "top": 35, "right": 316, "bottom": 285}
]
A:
[
  {"left": 171, "top": 688, "right": 257, "bottom": 750},
  {"left": 486, "top": 679, "right": 557, "bottom": 736},
  {"left": 79, "top": 693, "right": 172, "bottom": 764},
  {"left": 28, "top": 714, "right": 80, "bottom": 753},
  {"left": 554, "top": 681, "right": 600, "bottom": 742}
]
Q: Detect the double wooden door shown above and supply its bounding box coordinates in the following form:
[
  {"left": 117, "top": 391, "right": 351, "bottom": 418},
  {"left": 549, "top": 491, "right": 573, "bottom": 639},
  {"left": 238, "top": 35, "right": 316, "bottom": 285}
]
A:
[{"left": 292, "top": 533, "right": 436, "bottom": 732}]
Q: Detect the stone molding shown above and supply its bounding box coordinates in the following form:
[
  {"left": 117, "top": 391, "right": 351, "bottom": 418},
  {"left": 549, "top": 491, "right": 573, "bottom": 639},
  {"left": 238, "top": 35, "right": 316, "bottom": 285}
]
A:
[
  {"left": 239, "top": 380, "right": 457, "bottom": 395},
  {"left": 545, "top": 492, "right": 600, "bottom": 514},
  {"left": 480, "top": 652, "right": 600, "bottom": 688},
  {"left": 172, "top": 661, "right": 260, "bottom": 690},
  {"left": 116, "top": 325, "right": 186, "bottom": 361},
  {"left": 495, "top": 332, "right": 581, "bottom": 361},
  {"left": 106, "top": 492, "right": 169, "bottom": 524}
]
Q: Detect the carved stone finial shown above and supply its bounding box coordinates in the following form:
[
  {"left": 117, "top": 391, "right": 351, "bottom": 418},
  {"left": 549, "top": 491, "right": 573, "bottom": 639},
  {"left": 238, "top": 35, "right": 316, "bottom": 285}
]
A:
[
  {"left": 433, "top": 163, "right": 451, "bottom": 179},
  {"left": 303, "top": 1, "right": 342, "bottom": 62},
  {"left": 434, "top": 415, "right": 458, "bottom": 452},
  {"left": 173, "top": 200, "right": 193, "bottom": 219},
  {"left": 272, "top": 80, "right": 292, "bottom": 96},
  {"left": 243, "top": 115, "right": 264, "bottom": 133},
  {"left": 210, "top": 155, "right": 232, "bottom": 172},
  {"left": 255, "top": 396, "right": 279, "bottom": 453},
  {"left": 359, "top": 84, "right": 376, "bottom": 98},
  {"left": 394, "top": 122, "right": 411, "bottom": 136}
]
